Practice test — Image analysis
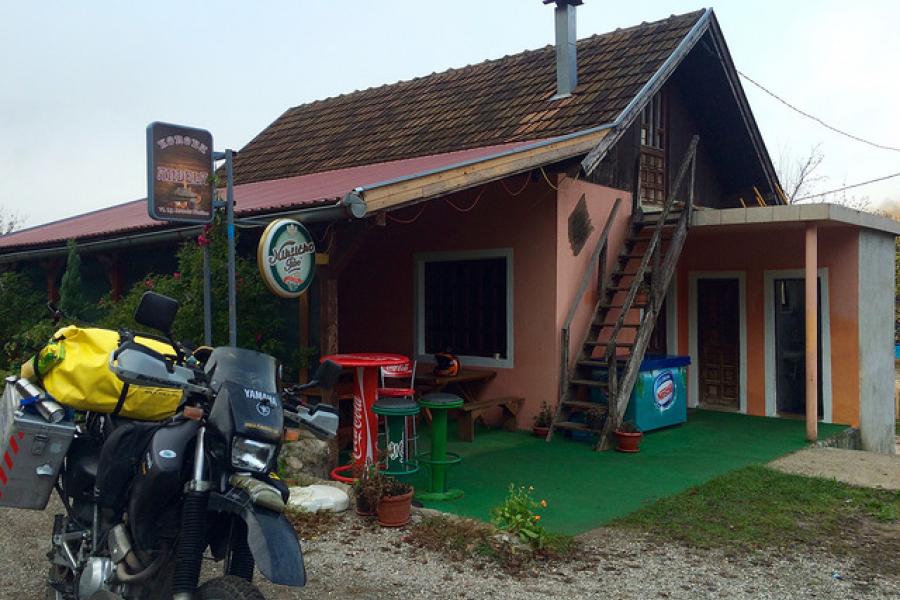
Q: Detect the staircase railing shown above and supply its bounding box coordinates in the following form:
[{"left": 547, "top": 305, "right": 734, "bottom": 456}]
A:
[
  {"left": 596, "top": 135, "right": 698, "bottom": 450},
  {"left": 552, "top": 197, "right": 622, "bottom": 441}
]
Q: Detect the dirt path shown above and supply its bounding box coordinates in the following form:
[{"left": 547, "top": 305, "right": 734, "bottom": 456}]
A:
[
  {"left": 2, "top": 500, "right": 898, "bottom": 599},
  {"left": 768, "top": 447, "right": 900, "bottom": 490}
]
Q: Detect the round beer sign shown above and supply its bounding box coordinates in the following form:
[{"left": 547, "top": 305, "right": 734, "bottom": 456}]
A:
[{"left": 257, "top": 219, "right": 316, "bottom": 298}]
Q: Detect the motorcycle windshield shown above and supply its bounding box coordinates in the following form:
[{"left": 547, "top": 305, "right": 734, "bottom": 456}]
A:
[{"left": 205, "top": 347, "right": 279, "bottom": 393}]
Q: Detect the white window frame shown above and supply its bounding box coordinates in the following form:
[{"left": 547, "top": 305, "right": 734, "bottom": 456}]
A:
[
  {"left": 414, "top": 248, "right": 514, "bottom": 369},
  {"left": 763, "top": 268, "right": 832, "bottom": 423}
]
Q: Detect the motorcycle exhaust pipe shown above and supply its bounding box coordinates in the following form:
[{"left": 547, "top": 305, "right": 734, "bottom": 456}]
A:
[{"left": 108, "top": 524, "right": 143, "bottom": 573}]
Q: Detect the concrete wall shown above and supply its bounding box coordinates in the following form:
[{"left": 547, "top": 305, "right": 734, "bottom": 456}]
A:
[
  {"left": 857, "top": 229, "right": 897, "bottom": 453},
  {"left": 675, "top": 224, "right": 860, "bottom": 425}
]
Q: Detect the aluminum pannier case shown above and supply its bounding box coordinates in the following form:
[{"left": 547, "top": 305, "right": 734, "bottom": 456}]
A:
[{"left": 0, "top": 376, "right": 75, "bottom": 510}]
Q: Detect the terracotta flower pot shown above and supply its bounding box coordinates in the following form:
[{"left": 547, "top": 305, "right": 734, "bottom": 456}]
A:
[
  {"left": 355, "top": 498, "right": 376, "bottom": 517},
  {"left": 532, "top": 425, "right": 550, "bottom": 438},
  {"left": 614, "top": 430, "right": 642, "bottom": 453},
  {"left": 376, "top": 489, "right": 414, "bottom": 527}
]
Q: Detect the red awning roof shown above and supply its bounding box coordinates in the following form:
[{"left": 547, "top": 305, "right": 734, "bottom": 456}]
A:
[{"left": 0, "top": 141, "right": 533, "bottom": 252}]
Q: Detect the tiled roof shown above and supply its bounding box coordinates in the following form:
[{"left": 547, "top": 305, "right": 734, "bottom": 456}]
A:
[{"left": 233, "top": 10, "right": 705, "bottom": 185}]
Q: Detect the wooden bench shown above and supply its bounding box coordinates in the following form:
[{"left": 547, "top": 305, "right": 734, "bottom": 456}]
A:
[{"left": 458, "top": 396, "right": 524, "bottom": 442}]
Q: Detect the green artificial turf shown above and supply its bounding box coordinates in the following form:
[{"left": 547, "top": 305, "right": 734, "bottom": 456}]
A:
[{"left": 409, "top": 410, "right": 847, "bottom": 536}]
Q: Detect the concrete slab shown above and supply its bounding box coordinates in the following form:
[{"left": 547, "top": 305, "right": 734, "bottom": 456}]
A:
[{"left": 769, "top": 447, "right": 900, "bottom": 490}]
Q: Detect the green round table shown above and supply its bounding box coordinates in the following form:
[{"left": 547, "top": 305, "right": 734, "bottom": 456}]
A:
[{"left": 417, "top": 392, "right": 464, "bottom": 501}]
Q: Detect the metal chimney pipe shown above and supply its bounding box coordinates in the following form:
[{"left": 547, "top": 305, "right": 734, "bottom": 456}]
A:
[{"left": 544, "top": 0, "right": 583, "bottom": 99}]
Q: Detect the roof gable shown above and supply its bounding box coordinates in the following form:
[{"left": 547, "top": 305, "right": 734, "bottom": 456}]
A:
[{"left": 232, "top": 10, "right": 705, "bottom": 185}]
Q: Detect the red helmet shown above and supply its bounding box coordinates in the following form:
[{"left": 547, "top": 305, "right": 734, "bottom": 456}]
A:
[{"left": 433, "top": 353, "right": 460, "bottom": 377}]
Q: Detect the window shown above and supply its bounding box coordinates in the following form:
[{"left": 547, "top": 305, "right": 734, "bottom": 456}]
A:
[
  {"left": 415, "top": 250, "right": 513, "bottom": 368},
  {"left": 639, "top": 92, "right": 667, "bottom": 204}
]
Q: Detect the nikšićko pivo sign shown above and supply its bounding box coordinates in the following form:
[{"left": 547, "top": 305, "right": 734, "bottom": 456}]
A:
[
  {"left": 146, "top": 121, "right": 214, "bottom": 223},
  {"left": 257, "top": 219, "right": 316, "bottom": 298}
]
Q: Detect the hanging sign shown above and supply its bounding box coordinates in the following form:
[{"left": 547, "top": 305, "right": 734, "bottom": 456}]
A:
[
  {"left": 146, "top": 121, "right": 215, "bottom": 223},
  {"left": 257, "top": 219, "right": 316, "bottom": 298}
]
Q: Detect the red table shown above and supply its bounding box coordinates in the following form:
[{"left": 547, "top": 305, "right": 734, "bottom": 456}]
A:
[{"left": 321, "top": 353, "right": 408, "bottom": 482}]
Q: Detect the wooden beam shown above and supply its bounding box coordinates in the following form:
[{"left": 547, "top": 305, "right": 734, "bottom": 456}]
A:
[
  {"left": 298, "top": 292, "right": 310, "bottom": 383},
  {"left": 805, "top": 224, "right": 818, "bottom": 442},
  {"left": 319, "top": 278, "right": 339, "bottom": 357},
  {"left": 360, "top": 130, "right": 608, "bottom": 213}
]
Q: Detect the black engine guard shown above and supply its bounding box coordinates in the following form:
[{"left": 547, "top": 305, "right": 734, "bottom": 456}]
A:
[{"left": 208, "top": 490, "right": 306, "bottom": 587}]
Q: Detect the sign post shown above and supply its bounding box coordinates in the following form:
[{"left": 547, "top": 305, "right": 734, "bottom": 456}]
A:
[{"left": 147, "top": 122, "right": 236, "bottom": 345}]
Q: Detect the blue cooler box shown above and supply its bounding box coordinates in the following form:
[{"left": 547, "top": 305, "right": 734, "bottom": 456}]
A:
[{"left": 591, "top": 355, "right": 690, "bottom": 432}]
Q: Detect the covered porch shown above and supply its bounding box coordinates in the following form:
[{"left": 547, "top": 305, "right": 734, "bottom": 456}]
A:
[{"left": 668, "top": 203, "right": 900, "bottom": 453}]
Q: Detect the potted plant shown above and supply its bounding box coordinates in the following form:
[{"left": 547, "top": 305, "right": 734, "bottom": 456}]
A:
[
  {"left": 376, "top": 475, "right": 414, "bottom": 527},
  {"left": 614, "top": 420, "right": 643, "bottom": 453},
  {"left": 532, "top": 401, "right": 553, "bottom": 437},
  {"left": 352, "top": 465, "right": 382, "bottom": 517}
]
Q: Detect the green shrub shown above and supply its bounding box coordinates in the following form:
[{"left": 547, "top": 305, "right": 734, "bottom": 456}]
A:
[
  {"left": 99, "top": 216, "right": 314, "bottom": 381},
  {"left": 0, "top": 271, "right": 53, "bottom": 376},
  {"left": 490, "top": 484, "right": 551, "bottom": 549}
]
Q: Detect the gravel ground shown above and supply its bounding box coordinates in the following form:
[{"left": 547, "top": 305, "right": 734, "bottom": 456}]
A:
[
  {"left": 769, "top": 446, "right": 900, "bottom": 490},
  {"left": 2, "top": 500, "right": 898, "bottom": 600}
]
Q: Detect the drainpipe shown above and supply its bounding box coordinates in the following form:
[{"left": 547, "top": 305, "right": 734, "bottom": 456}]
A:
[{"left": 805, "top": 224, "right": 818, "bottom": 441}]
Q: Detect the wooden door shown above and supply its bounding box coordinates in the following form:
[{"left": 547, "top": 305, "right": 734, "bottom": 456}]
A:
[{"left": 697, "top": 279, "right": 740, "bottom": 409}]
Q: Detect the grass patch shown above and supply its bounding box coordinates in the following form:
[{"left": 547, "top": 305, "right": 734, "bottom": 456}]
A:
[
  {"left": 405, "top": 515, "right": 577, "bottom": 573},
  {"left": 285, "top": 508, "right": 340, "bottom": 539},
  {"left": 614, "top": 465, "right": 899, "bottom": 553}
]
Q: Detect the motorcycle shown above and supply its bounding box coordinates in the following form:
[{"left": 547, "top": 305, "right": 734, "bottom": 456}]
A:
[{"left": 41, "top": 291, "right": 342, "bottom": 599}]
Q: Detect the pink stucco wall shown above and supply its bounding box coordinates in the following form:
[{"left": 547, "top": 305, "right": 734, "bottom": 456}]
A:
[
  {"left": 337, "top": 175, "right": 632, "bottom": 428},
  {"left": 674, "top": 223, "right": 860, "bottom": 426},
  {"left": 554, "top": 177, "right": 633, "bottom": 377}
]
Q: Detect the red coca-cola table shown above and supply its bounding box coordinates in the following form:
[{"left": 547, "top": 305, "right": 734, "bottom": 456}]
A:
[{"left": 321, "top": 353, "right": 408, "bottom": 482}]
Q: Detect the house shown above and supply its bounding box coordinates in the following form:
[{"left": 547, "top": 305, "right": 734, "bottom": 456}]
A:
[{"left": 1, "top": 4, "right": 896, "bottom": 453}]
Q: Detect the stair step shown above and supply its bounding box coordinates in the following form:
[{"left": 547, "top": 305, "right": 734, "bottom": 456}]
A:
[
  {"left": 561, "top": 400, "right": 609, "bottom": 411},
  {"left": 571, "top": 378, "right": 608, "bottom": 388},
  {"left": 593, "top": 321, "right": 639, "bottom": 328},
  {"left": 599, "top": 301, "right": 648, "bottom": 309},
  {"left": 583, "top": 341, "right": 635, "bottom": 348},
  {"left": 553, "top": 420, "right": 603, "bottom": 433},
  {"left": 576, "top": 359, "right": 610, "bottom": 368}
]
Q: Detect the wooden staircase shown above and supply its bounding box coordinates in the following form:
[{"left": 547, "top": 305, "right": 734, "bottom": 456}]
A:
[{"left": 549, "top": 136, "right": 699, "bottom": 450}]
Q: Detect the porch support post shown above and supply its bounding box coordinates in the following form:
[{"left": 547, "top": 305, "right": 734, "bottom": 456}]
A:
[{"left": 804, "top": 223, "right": 818, "bottom": 441}]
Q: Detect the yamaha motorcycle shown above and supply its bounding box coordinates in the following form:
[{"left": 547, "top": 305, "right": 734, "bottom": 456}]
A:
[{"left": 46, "top": 291, "right": 341, "bottom": 599}]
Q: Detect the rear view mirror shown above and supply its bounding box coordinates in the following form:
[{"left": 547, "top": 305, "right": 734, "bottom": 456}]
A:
[
  {"left": 313, "top": 360, "right": 342, "bottom": 391},
  {"left": 134, "top": 292, "right": 179, "bottom": 335}
]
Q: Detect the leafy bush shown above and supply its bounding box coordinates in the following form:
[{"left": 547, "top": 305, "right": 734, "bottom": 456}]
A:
[
  {"left": 490, "top": 484, "right": 550, "bottom": 549},
  {"left": 0, "top": 271, "right": 55, "bottom": 376},
  {"left": 99, "top": 216, "right": 315, "bottom": 381}
]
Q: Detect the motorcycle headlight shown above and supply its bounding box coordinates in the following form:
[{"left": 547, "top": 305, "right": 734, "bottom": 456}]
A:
[{"left": 231, "top": 437, "right": 276, "bottom": 473}]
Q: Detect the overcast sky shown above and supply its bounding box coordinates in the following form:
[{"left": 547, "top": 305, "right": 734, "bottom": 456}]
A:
[{"left": 2, "top": 0, "right": 898, "bottom": 228}]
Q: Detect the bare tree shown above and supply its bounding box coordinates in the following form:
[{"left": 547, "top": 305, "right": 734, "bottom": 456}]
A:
[
  {"left": 0, "top": 207, "right": 23, "bottom": 235},
  {"left": 777, "top": 143, "right": 826, "bottom": 203}
]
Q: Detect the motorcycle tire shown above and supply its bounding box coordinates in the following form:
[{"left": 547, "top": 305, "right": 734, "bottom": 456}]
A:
[{"left": 196, "top": 576, "right": 265, "bottom": 600}]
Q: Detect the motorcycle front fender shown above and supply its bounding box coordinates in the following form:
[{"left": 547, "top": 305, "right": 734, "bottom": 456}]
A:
[{"left": 241, "top": 505, "right": 306, "bottom": 587}]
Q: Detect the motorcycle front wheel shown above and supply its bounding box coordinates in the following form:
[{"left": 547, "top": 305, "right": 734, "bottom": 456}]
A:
[{"left": 196, "top": 576, "right": 265, "bottom": 600}]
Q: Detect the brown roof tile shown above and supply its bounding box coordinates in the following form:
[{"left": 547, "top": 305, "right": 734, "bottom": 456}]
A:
[{"left": 232, "top": 10, "right": 704, "bottom": 185}]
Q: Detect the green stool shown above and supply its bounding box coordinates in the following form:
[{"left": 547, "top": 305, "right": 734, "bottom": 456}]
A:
[
  {"left": 417, "top": 392, "right": 464, "bottom": 501},
  {"left": 373, "top": 397, "right": 420, "bottom": 477}
]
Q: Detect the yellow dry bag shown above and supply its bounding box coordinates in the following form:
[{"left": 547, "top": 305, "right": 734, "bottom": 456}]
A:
[{"left": 33, "top": 325, "right": 183, "bottom": 421}]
